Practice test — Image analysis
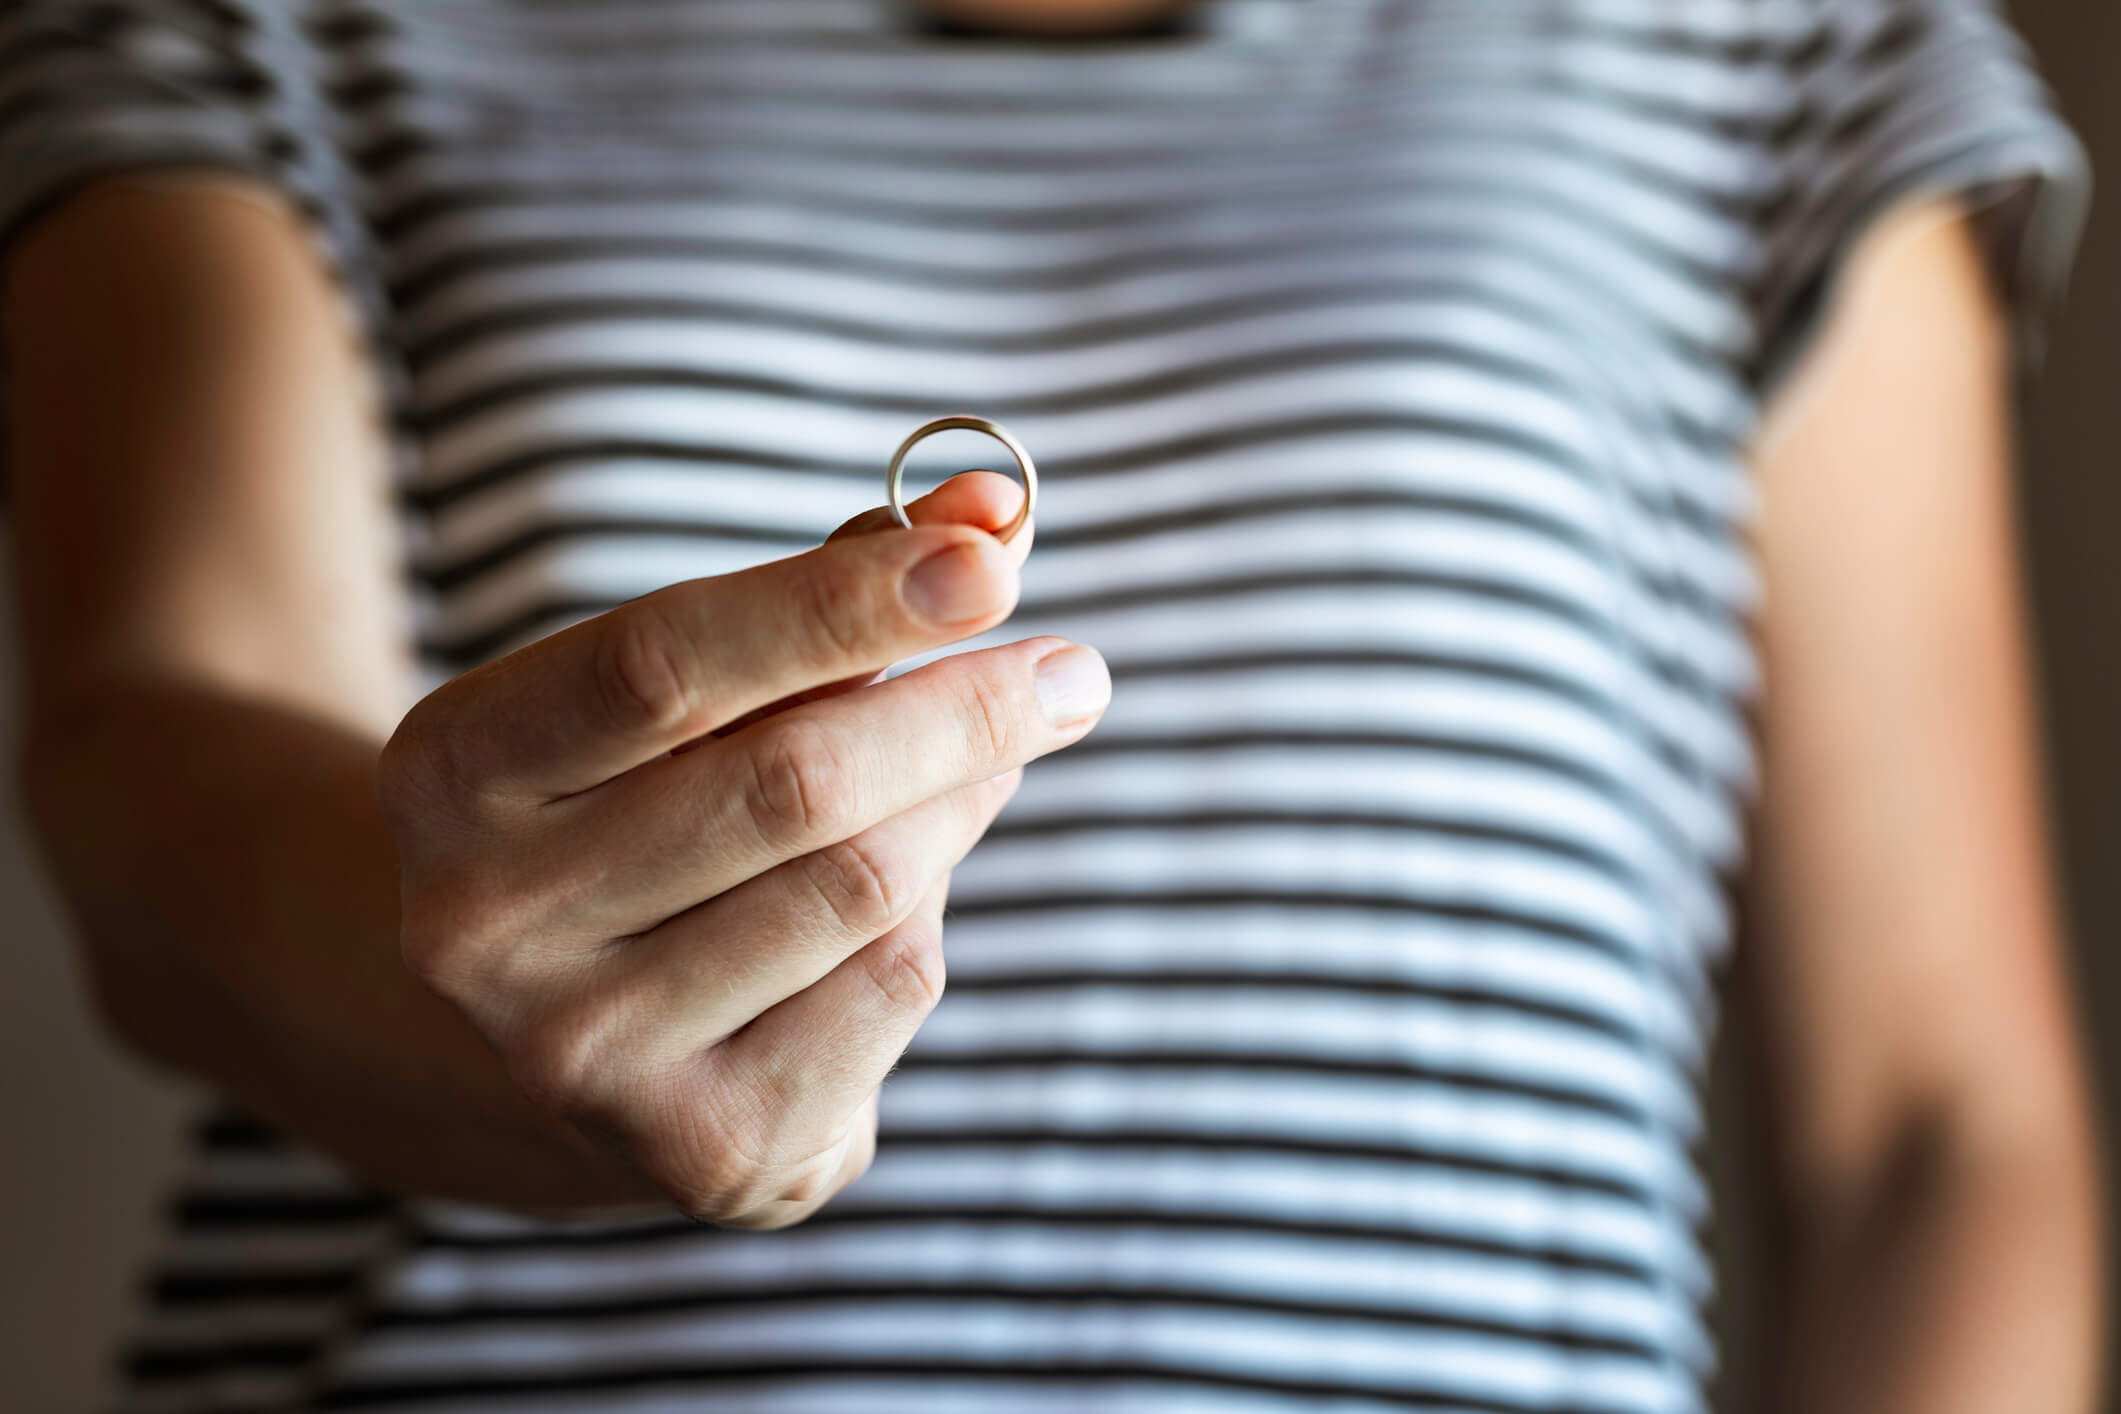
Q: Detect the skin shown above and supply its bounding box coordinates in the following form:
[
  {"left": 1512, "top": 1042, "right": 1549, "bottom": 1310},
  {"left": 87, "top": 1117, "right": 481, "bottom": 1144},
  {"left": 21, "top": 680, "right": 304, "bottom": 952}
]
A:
[
  {"left": 1742, "top": 196, "right": 2103, "bottom": 1412},
  {"left": 0, "top": 0, "right": 2102, "bottom": 1400},
  {"left": 6, "top": 170, "right": 1108, "bottom": 1224}
]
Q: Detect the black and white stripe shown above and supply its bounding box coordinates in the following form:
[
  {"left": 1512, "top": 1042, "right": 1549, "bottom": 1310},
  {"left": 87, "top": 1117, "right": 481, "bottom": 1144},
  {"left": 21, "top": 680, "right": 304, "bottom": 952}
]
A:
[{"left": 0, "top": 1, "right": 2084, "bottom": 1410}]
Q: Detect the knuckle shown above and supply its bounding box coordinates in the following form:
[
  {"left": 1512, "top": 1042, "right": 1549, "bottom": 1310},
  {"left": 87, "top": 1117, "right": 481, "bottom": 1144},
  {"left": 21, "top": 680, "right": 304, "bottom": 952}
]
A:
[
  {"left": 372, "top": 728, "right": 423, "bottom": 822},
  {"left": 394, "top": 855, "right": 536, "bottom": 984},
  {"left": 681, "top": 1132, "right": 863, "bottom": 1230},
  {"left": 744, "top": 719, "right": 855, "bottom": 846},
  {"left": 595, "top": 598, "right": 701, "bottom": 736},
  {"left": 395, "top": 880, "right": 486, "bottom": 992},
  {"left": 376, "top": 665, "right": 525, "bottom": 827},
  {"left": 771, "top": 1145, "right": 848, "bottom": 1210},
  {"left": 664, "top": 1162, "right": 755, "bottom": 1226},
  {"left": 666, "top": 1182, "right": 739, "bottom": 1227},
  {"left": 859, "top": 920, "right": 947, "bottom": 1015},
  {"left": 374, "top": 708, "right": 458, "bottom": 827},
  {"left": 660, "top": 1061, "right": 784, "bottom": 1222},
  {"left": 396, "top": 914, "right": 461, "bottom": 991},
  {"left": 665, "top": 1060, "right": 875, "bottom": 1227},
  {"left": 669, "top": 1137, "right": 779, "bottom": 1226},
  {"left": 791, "top": 563, "right": 868, "bottom": 666},
  {"left": 508, "top": 990, "right": 630, "bottom": 1117},
  {"left": 803, "top": 836, "right": 911, "bottom": 936},
  {"left": 954, "top": 665, "right": 1020, "bottom": 765}
]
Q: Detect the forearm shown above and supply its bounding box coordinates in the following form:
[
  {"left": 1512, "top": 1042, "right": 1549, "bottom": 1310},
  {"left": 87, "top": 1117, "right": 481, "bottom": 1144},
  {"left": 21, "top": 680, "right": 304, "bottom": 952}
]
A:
[
  {"left": 20, "top": 672, "right": 662, "bottom": 1214},
  {"left": 1771, "top": 1110, "right": 2103, "bottom": 1414}
]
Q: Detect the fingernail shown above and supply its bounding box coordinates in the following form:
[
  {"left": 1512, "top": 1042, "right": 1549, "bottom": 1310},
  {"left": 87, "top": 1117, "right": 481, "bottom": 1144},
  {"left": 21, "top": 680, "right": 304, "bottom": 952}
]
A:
[
  {"left": 1034, "top": 644, "right": 1111, "bottom": 726},
  {"left": 904, "top": 541, "right": 1009, "bottom": 626}
]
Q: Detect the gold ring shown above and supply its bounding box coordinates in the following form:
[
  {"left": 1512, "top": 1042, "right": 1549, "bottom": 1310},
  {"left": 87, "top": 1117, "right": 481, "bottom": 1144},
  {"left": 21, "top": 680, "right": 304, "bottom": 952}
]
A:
[{"left": 885, "top": 415, "right": 1037, "bottom": 546}]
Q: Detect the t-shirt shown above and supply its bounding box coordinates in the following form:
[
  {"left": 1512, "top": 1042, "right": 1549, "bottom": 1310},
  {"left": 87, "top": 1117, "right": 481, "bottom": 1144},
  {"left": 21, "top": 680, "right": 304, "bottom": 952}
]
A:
[{"left": 0, "top": 1, "right": 2088, "bottom": 1410}]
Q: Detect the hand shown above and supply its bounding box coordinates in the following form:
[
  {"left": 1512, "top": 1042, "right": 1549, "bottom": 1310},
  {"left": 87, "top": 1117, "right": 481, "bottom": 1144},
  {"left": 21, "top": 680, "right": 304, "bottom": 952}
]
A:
[{"left": 376, "top": 472, "right": 1108, "bottom": 1228}]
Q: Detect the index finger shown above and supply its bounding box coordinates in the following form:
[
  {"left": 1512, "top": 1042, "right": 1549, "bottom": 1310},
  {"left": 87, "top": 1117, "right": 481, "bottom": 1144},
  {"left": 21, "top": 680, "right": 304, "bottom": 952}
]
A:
[
  {"left": 416, "top": 510, "right": 1023, "bottom": 803},
  {"left": 706, "top": 470, "right": 1037, "bottom": 741}
]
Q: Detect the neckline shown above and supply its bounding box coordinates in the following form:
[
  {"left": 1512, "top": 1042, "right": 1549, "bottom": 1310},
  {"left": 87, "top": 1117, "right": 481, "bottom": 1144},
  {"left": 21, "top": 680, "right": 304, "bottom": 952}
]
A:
[
  {"left": 882, "top": 0, "right": 1260, "bottom": 50},
  {"left": 908, "top": 5, "right": 1209, "bottom": 43}
]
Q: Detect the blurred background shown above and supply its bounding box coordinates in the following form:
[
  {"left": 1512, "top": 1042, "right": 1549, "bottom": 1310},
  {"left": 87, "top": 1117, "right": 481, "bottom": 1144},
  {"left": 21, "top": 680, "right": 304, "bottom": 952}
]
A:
[{"left": 0, "top": 2, "right": 2115, "bottom": 1408}]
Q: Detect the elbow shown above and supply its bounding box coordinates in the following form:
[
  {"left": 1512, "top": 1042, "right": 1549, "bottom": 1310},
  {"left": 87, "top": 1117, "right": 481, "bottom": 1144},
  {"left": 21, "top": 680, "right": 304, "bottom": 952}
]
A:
[
  {"left": 16, "top": 690, "right": 151, "bottom": 883},
  {"left": 1786, "top": 1068, "right": 2106, "bottom": 1303},
  {"left": 1913, "top": 1092, "right": 2098, "bottom": 1233},
  {"left": 13, "top": 713, "right": 207, "bottom": 1077},
  {"left": 1938, "top": 1052, "right": 2106, "bottom": 1256},
  {"left": 72, "top": 938, "right": 200, "bottom": 1079}
]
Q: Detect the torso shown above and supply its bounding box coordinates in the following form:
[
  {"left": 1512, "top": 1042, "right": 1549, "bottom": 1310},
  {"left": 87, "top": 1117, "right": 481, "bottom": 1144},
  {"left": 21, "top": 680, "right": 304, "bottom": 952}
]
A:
[{"left": 123, "top": 3, "right": 1835, "bottom": 1409}]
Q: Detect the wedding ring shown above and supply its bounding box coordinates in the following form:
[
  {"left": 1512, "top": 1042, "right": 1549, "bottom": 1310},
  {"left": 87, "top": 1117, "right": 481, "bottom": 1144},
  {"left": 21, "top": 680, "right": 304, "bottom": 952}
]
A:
[{"left": 885, "top": 415, "right": 1038, "bottom": 546}]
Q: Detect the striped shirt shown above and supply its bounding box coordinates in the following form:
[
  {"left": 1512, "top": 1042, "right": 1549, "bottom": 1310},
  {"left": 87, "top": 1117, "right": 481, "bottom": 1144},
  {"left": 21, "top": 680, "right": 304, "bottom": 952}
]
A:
[{"left": 0, "top": 1, "right": 2087, "bottom": 1410}]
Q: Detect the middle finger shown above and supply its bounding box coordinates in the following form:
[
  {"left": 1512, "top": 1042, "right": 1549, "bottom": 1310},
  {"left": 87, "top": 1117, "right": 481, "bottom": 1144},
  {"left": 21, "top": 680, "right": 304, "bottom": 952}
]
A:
[
  {"left": 590, "top": 767, "right": 1018, "bottom": 1065},
  {"left": 535, "top": 633, "right": 1107, "bottom": 939}
]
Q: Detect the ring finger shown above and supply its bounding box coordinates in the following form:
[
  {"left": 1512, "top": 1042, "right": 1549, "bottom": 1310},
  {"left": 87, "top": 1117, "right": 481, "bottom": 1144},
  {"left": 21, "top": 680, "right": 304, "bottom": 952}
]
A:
[{"left": 585, "top": 766, "right": 1018, "bottom": 1066}]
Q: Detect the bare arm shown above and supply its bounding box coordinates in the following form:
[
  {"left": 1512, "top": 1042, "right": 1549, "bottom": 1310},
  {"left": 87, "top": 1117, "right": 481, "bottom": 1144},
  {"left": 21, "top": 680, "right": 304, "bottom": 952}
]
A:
[
  {"left": 5, "top": 172, "right": 651, "bottom": 1207},
  {"left": 6, "top": 173, "right": 1105, "bottom": 1222},
  {"left": 1745, "top": 195, "right": 2104, "bottom": 1412}
]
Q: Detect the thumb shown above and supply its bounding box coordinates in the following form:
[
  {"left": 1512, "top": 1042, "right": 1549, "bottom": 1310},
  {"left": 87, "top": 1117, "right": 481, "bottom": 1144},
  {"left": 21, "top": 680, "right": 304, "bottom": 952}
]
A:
[
  {"left": 692, "top": 471, "right": 1034, "bottom": 747},
  {"left": 825, "top": 468, "right": 1035, "bottom": 568}
]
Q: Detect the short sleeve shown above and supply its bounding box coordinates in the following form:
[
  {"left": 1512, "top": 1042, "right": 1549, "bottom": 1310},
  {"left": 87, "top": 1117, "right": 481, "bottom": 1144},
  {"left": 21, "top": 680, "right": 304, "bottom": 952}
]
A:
[
  {"left": 0, "top": 1, "right": 384, "bottom": 348},
  {"left": 1748, "top": 0, "right": 2090, "bottom": 400}
]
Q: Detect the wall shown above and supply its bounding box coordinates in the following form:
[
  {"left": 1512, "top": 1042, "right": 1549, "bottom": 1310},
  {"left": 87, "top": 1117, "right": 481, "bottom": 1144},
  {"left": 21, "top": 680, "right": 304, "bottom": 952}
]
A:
[{"left": 2004, "top": 0, "right": 2121, "bottom": 1387}]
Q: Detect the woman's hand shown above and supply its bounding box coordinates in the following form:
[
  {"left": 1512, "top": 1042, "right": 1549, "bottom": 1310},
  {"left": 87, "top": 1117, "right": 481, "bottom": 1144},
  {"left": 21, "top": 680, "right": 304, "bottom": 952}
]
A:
[{"left": 376, "top": 471, "right": 1107, "bottom": 1229}]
